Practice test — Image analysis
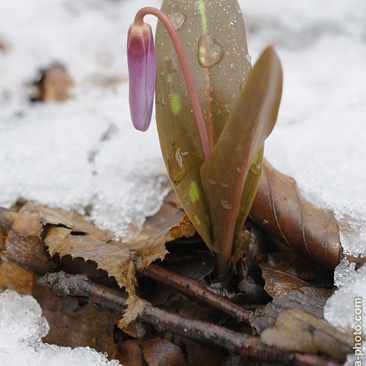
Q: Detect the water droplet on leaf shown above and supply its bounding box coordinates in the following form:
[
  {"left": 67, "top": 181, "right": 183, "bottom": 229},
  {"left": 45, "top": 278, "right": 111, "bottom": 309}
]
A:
[
  {"left": 221, "top": 199, "right": 233, "bottom": 210},
  {"left": 169, "top": 12, "right": 186, "bottom": 30},
  {"left": 197, "top": 34, "right": 224, "bottom": 68}
]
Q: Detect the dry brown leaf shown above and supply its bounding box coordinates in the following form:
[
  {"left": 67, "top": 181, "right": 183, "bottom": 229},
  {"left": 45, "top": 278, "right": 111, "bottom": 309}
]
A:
[
  {"left": 260, "top": 264, "right": 332, "bottom": 318},
  {"left": 0, "top": 207, "right": 17, "bottom": 230},
  {"left": 3, "top": 204, "right": 55, "bottom": 275},
  {"left": 142, "top": 339, "right": 187, "bottom": 366},
  {"left": 0, "top": 261, "right": 35, "bottom": 295},
  {"left": 266, "top": 251, "right": 330, "bottom": 284},
  {"left": 250, "top": 160, "right": 342, "bottom": 271},
  {"left": 261, "top": 308, "right": 353, "bottom": 362},
  {"left": 32, "top": 64, "right": 72, "bottom": 102},
  {"left": 251, "top": 263, "right": 334, "bottom": 333},
  {"left": 1, "top": 199, "right": 195, "bottom": 326},
  {"left": 117, "top": 340, "right": 143, "bottom": 366},
  {"left": 33, "top": 284, "right": 121, "bottom": 358}
]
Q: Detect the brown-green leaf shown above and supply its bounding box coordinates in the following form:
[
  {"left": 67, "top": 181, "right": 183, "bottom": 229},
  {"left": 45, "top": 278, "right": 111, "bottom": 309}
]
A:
[
  {"left": 155, "top": 0, "right": 251, "bottom": 251},
  {"left": 201, "top": 46, "right": 283, "bottom": 274}
]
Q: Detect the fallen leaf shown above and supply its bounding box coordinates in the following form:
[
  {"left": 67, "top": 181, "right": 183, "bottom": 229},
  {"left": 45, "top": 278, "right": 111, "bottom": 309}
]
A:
[
  {"left": 250, "top": 160, "right": 342, "bottom": 271},
  {"left": 260, "top": 264, "right": 332, "bottom": 318},
  {"left": 261, "top": 308, "right": 353, "bottom": 362},
  {"left": 142, "top": 339, "right": 187, "bottom": 366},
  {"left": 182, "top": 338, "right": 226, "bottom": 366},
  {"left": 33, "top": 284, "right": 121, "bottom": 358},
  {"left": 251, "top": 264, "right": 333, "bottom": 333},
  {"left": 118, "top": 340, "right": 143, "bottom": 366},
  {"left": 0, "top": 261, "right": 35, "bottom": 295},
  {"left": 266, "top": 251, "right": 332, "bottom": 284},
  {"left": 3, "top": 204, "right": 55, "bottom": 275},
  {"left": 0, "top": 197, "right": 195, "bottom": 327},
  {"left": 32, "top": 64, "right": 73, "bottom": 102},
  {"left": 0, "top": 207, "right": 17, "bottom": 230}
]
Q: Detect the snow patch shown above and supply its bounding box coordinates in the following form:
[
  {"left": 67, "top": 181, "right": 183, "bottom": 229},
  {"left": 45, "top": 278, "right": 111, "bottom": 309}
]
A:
[{"left": 0, "top": 291, "right": 121, "bottom": 366}]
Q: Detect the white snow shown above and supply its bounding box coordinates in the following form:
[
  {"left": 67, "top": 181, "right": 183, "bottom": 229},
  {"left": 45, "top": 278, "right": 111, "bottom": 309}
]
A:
[
  {"left": 0, "top": 0, "right": 167, "bottom": 241},
  {"left": 240, "top": 1, "right": 366, "bottom": 363},
  {"left": 0, "top": 291, "right": 121, "bottom": 366},
  {"left": 0, "top": 0, "right": 366, "bottom": 364}
]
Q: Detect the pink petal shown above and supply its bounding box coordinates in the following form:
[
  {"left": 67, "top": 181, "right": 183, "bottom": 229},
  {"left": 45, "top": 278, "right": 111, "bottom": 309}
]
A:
[{"left": 127, "top": 23, "right": 156, "bottom": 132}]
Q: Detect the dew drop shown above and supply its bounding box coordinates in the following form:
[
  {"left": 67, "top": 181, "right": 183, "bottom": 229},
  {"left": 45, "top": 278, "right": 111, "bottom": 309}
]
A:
[
  {"left": 164, "top": 52, "right": 178, "bottom": 73},
  {"left": 208, "top": 178, "right": 217, "bottom": 185},
  {"left": 229, "top": 92, "right": 237, "bottom": 98},
  {"left": 169, "top": 12, "right": 186, "bottom": 30},
  {"left": 221, "top": 199, "right": 233, "bottom": 210},
  {"left": 197, "top": 34, "right": 224, "bottom": 68},
  {"left": 175, "top": 148, "right": 183, "bottom": 168},
  {"left": 236, "top": 166, "right": 245, "bottom": 173},
  {"left": 220, "top": 182, "right": 229, "bottom": 188}
]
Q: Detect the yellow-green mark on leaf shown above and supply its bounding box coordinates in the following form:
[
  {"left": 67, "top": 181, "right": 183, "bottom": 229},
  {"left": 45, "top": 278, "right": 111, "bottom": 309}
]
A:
[
  {"left": 199, "top": 0, "right": 208, "bottom": 33},
  {"left": 205, "top": 214, "right": 210, "bottom": 226},
  {"left": 171, "top": 93, "right": 182, "bottom": 115},
  {"left": 235, "top": 144, "right": 243, "bottom": 152},
  {"left": 194, "top": 215, "right": 201, "bottom": 225},
  {"left": 189, "top": 181, "right": 200, "bottom": 203},
  {"left": 252, "top": 152, "right": 259, "bottom": 165}
]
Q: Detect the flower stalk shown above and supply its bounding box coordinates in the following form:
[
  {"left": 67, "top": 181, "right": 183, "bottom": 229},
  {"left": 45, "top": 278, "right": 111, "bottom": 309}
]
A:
[{"left": 128, "top": 7, "right": 211, "bottom": 160}]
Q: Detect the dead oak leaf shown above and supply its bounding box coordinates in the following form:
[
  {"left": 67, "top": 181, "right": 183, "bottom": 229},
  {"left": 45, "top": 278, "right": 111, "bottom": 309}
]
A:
[{"left": 261, "top": 308, "right": 353, "bottom": 362}]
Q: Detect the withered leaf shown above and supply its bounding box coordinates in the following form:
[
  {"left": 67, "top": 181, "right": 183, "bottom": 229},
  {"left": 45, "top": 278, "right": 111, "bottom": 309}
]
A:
[
  {"left": 260, "top": 264, "right": 332, "bottom": 318},
  {"left": 43, "top": 201, "right": 195, "bottom": 326},
  {"left": 142, "top": 339, "right": 187, "bottom": 366},
  {"left": 250, "top": 160, "right": 342, "bottom": 271},
  {"left": 0, "top": 261, "right": 35, "bottom": 295},
  {"left": 118, "top": 340, "right": 143, "bottom": 366},
  {"left": 32, "top": 284, "right": 121, "bottom": 358},
  {"left": 261, "top": 308, "right": 353, "bottom": 362},
  {"left": 32, "top": 64, "right": 72, "bottom": 102},
  {"left": 3, "top": 204, "right": 55, "bottom": 275},
  {"left": 0, "top": 207, "right": 17, "bottom": 231},
  {"left": 252, "top": 264, "right": 333, "bottom": 333},
  {"left": 266, "top": 251, "right": 331, "bottom": 284},
  {"left": 182, "top": 338, "right": 226, "bottom": 366},
  {"left": 201, "top": 46, "right": 282, "bottom": 274},
  {"left": 1, "top": 198, "right": 194, "bottom": 326}
]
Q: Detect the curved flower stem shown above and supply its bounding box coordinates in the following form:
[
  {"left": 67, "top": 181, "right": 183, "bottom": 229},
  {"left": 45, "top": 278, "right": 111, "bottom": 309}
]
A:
[{"left": 134, "top": 7, "right": 211, "bottom": 160}]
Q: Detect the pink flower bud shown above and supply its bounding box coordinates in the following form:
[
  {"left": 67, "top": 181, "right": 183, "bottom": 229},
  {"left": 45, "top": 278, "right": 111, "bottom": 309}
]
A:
[{"left": 127, "top": 22, "right": 156, "bottom": 132}]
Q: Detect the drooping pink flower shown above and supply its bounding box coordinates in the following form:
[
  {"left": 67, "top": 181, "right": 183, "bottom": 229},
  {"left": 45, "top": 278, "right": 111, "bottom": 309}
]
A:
[{"left": 127, "top": 22, "right": 156, "bottom": 132}]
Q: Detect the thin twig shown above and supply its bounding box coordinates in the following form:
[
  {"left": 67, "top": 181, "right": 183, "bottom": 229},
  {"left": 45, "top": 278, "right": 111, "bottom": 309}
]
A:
[
  {"left": 138, "top": 263, "right": 254, "bottom": 324},
  {"left": 38, "top": 271, "right": 341, "bottom": 366}
]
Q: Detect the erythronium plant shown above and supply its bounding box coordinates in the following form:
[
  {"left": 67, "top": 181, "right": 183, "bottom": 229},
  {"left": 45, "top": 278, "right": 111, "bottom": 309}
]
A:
[{"left": 127, "top": 0, "right": 283, "bottom": 275}]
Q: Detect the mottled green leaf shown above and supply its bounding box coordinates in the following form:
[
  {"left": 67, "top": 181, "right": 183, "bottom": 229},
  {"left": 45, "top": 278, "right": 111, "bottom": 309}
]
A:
[
  {"left": 201, "top": 46, "right": 283, "bottom": 274},
  {"left": 155, "top": 0, "right": 251, "bottom": 250}
]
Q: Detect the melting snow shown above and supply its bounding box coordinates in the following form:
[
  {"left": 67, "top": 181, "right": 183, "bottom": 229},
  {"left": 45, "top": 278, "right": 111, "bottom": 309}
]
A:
[{"left": 0, "top": 291, "right": 121, "bottom": 366}]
